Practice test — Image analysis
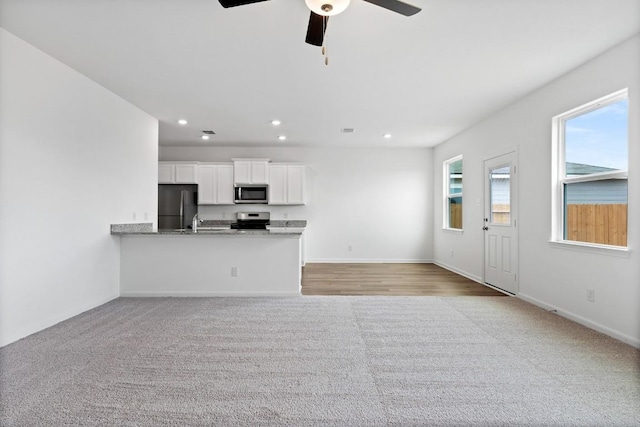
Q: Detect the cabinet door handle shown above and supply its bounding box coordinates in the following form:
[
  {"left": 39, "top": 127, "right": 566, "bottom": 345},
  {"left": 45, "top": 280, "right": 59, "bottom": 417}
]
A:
[{"left": 482, "top": 226, "right": 489, "bottom": 231}]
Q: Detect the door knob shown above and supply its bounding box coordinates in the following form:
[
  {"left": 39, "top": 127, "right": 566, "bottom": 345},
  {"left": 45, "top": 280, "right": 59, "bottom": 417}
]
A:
[{"left": 482, "top": 226, "right": 489, "bottom": 231}]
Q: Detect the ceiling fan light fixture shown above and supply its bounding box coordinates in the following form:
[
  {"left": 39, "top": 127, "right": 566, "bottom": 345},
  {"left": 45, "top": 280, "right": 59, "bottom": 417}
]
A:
[{"left": 305, "top": 0, "right": 351, "bottom": 16}]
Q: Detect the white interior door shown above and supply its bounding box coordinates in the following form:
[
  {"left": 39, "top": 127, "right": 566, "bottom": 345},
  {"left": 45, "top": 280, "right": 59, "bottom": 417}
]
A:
[{"left": 484, "top": 152, "right": 518, "bottom": 294}]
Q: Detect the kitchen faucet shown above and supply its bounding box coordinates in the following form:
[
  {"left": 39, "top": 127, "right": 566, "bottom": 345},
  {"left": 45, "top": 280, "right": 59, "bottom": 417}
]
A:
[{"left": 192, "top": 213, "right": 201, "bottom": 232}]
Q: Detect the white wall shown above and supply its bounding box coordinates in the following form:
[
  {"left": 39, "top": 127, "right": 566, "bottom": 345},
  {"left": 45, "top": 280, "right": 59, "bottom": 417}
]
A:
[
  {"left": 160, "top": 147, "right": 433, "bottom": 263},
  {"left": 433, "top": 35, "right": 640, "bottom": 347},
  {"left": 0, "top": 29, "right": 158, "bottom": 347}
]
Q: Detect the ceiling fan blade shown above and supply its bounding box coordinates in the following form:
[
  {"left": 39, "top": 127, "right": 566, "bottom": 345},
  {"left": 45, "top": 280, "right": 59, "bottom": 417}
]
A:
[
  {"left": 305, "top": 11, "right": 329, "bottom": 47},
  {"left": 362, "top": 0, "right": 421, "bottom": 16},
  {"left": 218, "top": 0, "right": 269, "bottom": 8}
]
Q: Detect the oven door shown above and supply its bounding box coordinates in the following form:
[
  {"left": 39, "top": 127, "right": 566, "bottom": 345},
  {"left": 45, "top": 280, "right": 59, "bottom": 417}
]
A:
[{"left": 234, "top": 186, "right": 268, "bottom": 204}]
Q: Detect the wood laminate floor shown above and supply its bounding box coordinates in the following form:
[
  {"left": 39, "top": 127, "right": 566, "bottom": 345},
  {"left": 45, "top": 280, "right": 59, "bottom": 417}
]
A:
[{"left": 301, "top": 263, "right": 506, "bottom": 296}]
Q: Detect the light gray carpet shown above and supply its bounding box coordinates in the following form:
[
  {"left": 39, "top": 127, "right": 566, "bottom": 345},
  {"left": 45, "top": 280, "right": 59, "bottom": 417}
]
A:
[{"left": 1, "top": 297, "right": 639, "bottom": 426}]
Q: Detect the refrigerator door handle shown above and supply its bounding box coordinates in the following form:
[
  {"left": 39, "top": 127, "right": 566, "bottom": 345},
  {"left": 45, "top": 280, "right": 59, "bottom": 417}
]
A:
[{"left": 179, "top": 190, "right": 184, "bottom": 229}]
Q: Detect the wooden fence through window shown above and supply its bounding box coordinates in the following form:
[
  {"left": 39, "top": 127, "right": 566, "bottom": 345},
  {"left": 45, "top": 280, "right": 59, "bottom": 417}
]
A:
[
  {"left": 566, "top": 204, "right": 627, "bottom": 247},
  {"left": 449, "top": 203, "right": 462, "bottom": 229},
  {"left": 451, "top": 203, "right": 626, "bottom": 247},
  {"left": 491, "top": 204, "right": 511, "bottom": 225}
]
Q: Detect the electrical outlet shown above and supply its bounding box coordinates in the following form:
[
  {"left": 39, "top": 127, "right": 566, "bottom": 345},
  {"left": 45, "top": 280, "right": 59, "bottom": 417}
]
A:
[
  {"left": 231, "top": 266, "right": 239, "bottom": 278},
  {"left": 586, "top": 288, "right": 595, "bottom": 302},
  {"left": 284, "top": 212, "right": 289, "bottom": 219},
  {"left": 144, "top": 212, "right": 148, "bottom": 221},
  {"left": 348, "top": 245, "right": 353, "bottom": 252},
  {"left": 222, "top": 212, "right": 226, "bottom": 219},
  {"left": 132, "top": 212, "right": 137, "bottom": 220}
]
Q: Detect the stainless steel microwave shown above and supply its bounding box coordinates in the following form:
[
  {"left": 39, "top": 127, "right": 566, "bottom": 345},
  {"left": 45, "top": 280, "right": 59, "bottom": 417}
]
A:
[{"left": 234, "top": 185, "right": 268, "bottom": 204}]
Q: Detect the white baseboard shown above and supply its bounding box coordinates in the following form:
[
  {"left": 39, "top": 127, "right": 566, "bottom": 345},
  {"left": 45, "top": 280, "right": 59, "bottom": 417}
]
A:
[
  {"left": 305, "top": 259, "right": 433, "bottom": 264},
  {"left": 433, "top": 260, "right": 483, "bottom": 283},
  {"left": 0, "top": 292, "right": 119, "bottom": 348},
  {"left": 518, "top": 293, "right": 640, "bottom": 349},
  {"left": 120, "top": 291, "right": 301, "bottom": 297}
]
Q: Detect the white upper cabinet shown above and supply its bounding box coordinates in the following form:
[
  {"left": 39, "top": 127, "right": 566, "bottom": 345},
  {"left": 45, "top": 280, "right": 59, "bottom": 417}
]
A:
[
  {"left": 269, "top": 163, "right": 306, "bottom": 205},
  {"left": 197, "top": 163, "right": 234, "bottom": 205},
  {"left": 269, "top": 164, "right": 287, "bottom": 205},
  {"left": 158, "top": 162, "right": 198, "bottom": 184},
  {"left": 232, "top": 159, "right": 269, "bottom": 184},
  {"left": 286, "top": 165, "right": 306, "bottom": 205},
  {"left": 216, "top": 164, "right": 235, "bottom": 204},
  {"left": 198, "top": 165, "right": 216, "bottom": 204},
  {"left": 158, "top": 163, "right": 175, "bottom": 184},
  {"left": 175, "top": 163, "right": 198, "bottom": 183},
  {"left": 233, "top": 161, "right": 250, "bottom": 184}
]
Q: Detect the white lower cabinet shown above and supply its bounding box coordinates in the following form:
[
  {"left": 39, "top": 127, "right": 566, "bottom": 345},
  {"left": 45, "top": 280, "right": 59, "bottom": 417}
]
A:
[
  {"left": 269, "top": 164, "right": 306, "bottom": 205},
  {"left": 198, "top": 163, "right": 234, "bottom": 205}
]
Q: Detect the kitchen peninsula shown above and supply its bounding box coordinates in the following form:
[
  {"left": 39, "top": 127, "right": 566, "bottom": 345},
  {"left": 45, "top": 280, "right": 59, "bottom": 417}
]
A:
[{"left": 112, "top": 223, "right": 305, "bottom": 296}]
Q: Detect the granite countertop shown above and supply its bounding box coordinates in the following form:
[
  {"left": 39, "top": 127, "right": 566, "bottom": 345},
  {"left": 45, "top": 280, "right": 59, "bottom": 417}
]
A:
[
  {"left": 200, "top": 220, "right": 307, "bottom": 228},
  {"left": 110, "top": 221, "right": 306, "bottom": 236}
]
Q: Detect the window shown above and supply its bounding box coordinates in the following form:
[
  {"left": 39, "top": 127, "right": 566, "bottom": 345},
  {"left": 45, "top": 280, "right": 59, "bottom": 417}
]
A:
[
  {"left": 553, "top": 89, "right": 628, "bottom": 248},
  {"left": 444, "top": 156, "right": 463, "bottom": 230},
  {"left": 489, "top": 166, "right": 511, "bottom": 225}
]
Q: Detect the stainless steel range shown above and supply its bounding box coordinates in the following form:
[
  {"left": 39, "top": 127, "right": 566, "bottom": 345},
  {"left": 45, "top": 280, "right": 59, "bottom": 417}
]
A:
[{"left": 230, "top": 212, "right": 270, "bottom": 230}]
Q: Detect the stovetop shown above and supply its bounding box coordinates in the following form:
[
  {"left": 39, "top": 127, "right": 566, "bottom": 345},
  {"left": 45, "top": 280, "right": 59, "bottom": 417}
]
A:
[{"left": 231, "top": 211, "right": 270, "bottom": 230}]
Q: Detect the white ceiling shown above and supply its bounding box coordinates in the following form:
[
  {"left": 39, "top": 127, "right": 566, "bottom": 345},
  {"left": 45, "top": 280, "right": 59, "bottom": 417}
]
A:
[{"left": 1, "top": 0, "right": 638, "bottom": 148}]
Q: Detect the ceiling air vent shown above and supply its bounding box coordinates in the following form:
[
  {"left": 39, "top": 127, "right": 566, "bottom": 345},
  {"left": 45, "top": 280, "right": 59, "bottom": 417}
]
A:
[
  {"left": 202, "top": 130, "right": 216, "bottom": 135},
  {"left": 341, "top": 128, "right": 355, "bottom": 133}
]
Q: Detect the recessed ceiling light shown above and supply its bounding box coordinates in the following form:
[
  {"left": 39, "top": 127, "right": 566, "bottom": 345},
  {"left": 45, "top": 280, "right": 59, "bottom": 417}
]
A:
[
  {"left": 271, "top": 120, "right": 281, "bottom": 126},
  {"left": 178, "top": 119, "right": 188, "bottom": 125},
  {"left": 278, "top": 135, "right": 287, "bottom": 141},
  {"left": 201, "top": 135, "right": 210, "bottom": 140},
  {"left": 383, "top": 134, "right": 392, "bottom": 139}
]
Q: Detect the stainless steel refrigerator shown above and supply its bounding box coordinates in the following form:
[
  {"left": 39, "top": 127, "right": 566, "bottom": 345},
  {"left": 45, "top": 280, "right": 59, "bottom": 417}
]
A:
[{"left": 158, "top": 184, "right": 198, "bottom": 230}]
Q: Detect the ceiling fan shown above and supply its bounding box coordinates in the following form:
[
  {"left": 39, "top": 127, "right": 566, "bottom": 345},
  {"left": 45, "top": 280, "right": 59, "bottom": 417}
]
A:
[{"left": 218, "top": 0, "right": 421, "bottom": 46}]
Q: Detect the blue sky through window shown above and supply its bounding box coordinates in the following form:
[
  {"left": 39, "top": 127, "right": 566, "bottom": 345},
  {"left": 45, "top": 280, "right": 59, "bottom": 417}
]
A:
[{"left": 565, "top": 98, "right": 628, "bottom": 171}]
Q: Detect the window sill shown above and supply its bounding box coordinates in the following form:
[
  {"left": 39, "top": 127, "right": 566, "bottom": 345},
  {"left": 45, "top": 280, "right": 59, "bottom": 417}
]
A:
[
  {"left": 443, "top": 228, "right": 464, "bottom": 235},
  {"left": 548, "top": 240, "right": 630, "bottom": 258}
]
